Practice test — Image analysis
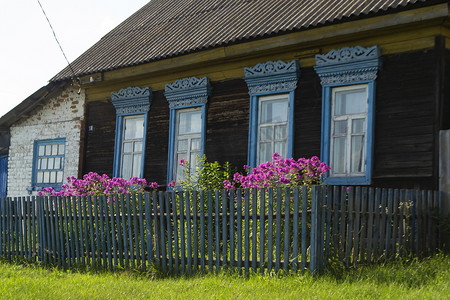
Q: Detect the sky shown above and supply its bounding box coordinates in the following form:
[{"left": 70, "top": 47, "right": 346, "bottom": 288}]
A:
[{"left": 0, "top": 0, "right": 150, "bottom": 118}]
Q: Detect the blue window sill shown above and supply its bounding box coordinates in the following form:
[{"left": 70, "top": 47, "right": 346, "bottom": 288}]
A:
[{"left": 324, "top": 176, "right": 371, "bottom": 186}]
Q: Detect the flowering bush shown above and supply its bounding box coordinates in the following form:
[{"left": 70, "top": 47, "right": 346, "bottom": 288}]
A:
[
  {"left": 231, "top": 153, "right": 330, "bottom": 189},
  {"left": 38, "top": 172, "right": 159, "bottom": 197}
]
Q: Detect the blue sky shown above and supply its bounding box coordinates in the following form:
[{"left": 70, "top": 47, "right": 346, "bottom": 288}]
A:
[{"left": 0, "top": 0, "right": 150, "bottom": 117}]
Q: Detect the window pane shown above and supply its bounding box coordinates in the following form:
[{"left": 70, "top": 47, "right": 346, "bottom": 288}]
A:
[
  {"left": 259, "top": 142, "right": 272, "bottom": 164},
  {"left": 38, "top": 146, "right": 45, "bottom": 156},
  {"left": 54, "top": 158, "right": 61, "bottom": 169},
  {"left": 37, "top": 172, "right": 43, "bottom": 184},
  {"left": 274, "top": 141, "right": 287, "bottom": 158},
  {"left": 40, "top": 158, "right": 48, "bottom": 170},
  {"left": 50, "top": 172, "right": 56, "bottom": 183},
  {"left": 334, "top": 88, "right": 366, "bottom": 115},
  {"left": 51, "top": 145, "right": 58, "bottom": 156},
  {"left": 176, "top": 153, "right": 187, "bottom": 181},
  {"left": 57, "top": 172, "right": 63, "bottom": 183},
  {"left": 58, "top": 144, "right": 65, "bottom": 155},
  {"left": 132, "top": 154, "right": 142, "bottom": 178},
  {"left": 352, "top": 119, "right": 365, "bottom": 134},
  {"left": 275, "top": 125, "right": 287, "bottom": 140},
  {"left": 47, "top": 158, "right": 55, "bottom": 170},
  {"left": 334, "top": 120, "right": 347, "bottom": 135},
  {"left": 43, "top": 172, "right": 50, "bottom": 184},
  {"left": 122, "top": 154, "right": 133, "bottom": 179},
  {"left": 260, "top": 127, "right": 272, "bottom": 141},
  {"left": 177, "top": 139, "right": 188, "bottom": 151},
  {"left": 260, "top": 99, "right": 288, "bottom": 124},
  {"left": 191, "top": 138, "right": 201, "bottom": 151},
  {"left": 134, "top": 141, "right": 143, "bottom": 152},
  {"left": 45, "top": 145, "right": 52, "bottom": 156},
  {"left": 332, "top": 137, "right": 346, "bottom": 174},
  {"left": 123, "top": 142, "right": 133, "bottom": 153},
  {"left": 190, "top": 152, "right": 200, "bottom": 174},
  {"left": 351, "top": 136, "right": 365, "bottom": 173},
  {"left": 124, "top": 116, "right": 144, "bottom": 140},
  {"left": 178, "top": 110, "right": 201, "bottom": 134}
]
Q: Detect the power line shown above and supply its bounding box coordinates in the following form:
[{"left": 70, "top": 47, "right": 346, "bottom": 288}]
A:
[{"left": 36, "top": 0, "right": 81, "bottom": 88}]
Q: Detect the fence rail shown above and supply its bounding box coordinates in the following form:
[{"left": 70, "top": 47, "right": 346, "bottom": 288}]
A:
[{"left": 0, "top": 186, "right": 441, "bottom": 274}]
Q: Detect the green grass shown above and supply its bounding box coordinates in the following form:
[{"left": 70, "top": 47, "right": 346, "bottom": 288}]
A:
[{"left": 0, "top": 255, "right": 449, "bottom": 299}]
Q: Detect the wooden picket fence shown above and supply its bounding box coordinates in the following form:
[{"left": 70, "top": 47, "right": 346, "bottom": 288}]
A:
[{"left": 0, "top": 186, "right": 442, "bottom": 274}]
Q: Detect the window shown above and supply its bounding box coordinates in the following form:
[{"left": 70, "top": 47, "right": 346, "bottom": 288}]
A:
[
  {"left": 32, "top": 138, "right": 65, "bottom": 187},
  {"left": 120, "top": 115, "right": 145, "bottom": 179},
  {"left": 244, "top": 60, "right": 300, "bottom": 167},
  {"left": 174, "top": 108, "right": 202, "bottom": 181},
  {"left": 164, "top": 76, "right": 211, "bottom": 185},
  {"left": 258, "top": 94, "right": 289, "bottom": 165},
  {"left": 314, "top": 45, "right": 381, "bottom": 185},
  {"left": 111, "top": 86, "right": 152, "bottom": 179},
  {"left": 330, "top": 85, "right": 368, "bottom": 176}
]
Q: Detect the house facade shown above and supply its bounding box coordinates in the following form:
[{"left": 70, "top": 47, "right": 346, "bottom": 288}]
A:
[{"left": 1, "top": 0, "right": 449, "bottom": 198}]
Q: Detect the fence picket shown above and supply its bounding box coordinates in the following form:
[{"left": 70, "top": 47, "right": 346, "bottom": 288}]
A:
[
  {"left": 338, "top": 186, "right": 346, "bottom": 261},
  {"left": 292, "top": 187, "right": 299, "bottom": 273},
  {"left": 193, "top": 191, "right": 199, "bottom": 270},
  {"left": 222, "top": 190, "right": 228, "bottom": 270},
  {"left": 110, "top": 196, "right": 118, "bottom": 269},
  {"left": 301, "top": 186, "right": 308, "bottom": 273},
  {"left": 244, "top": 189, "right": 250, "bottom": 275},
  {"left": 252, "top": 188, "right": 257, "bottom": 272},
  {"left": 283, "top": 187, "right": 290, "bottom": 272},
  {"left": 127, "top": 194, "right": 135, "bottom": 269},
  {"left": 373, "top": 189, "right": 381, "bottom": 260},
  {"left": 186, "top": 192, "right": 192, "bottom": 273},
  {"left": 171, "top": 191, "right": 179, "bottom": 274},
  {"left": 99, "top": 196, "right": 107, "bottom": 269},
  {"left": 132, "top": 193, "right": 140, "bottom": 268},
  {"left": 200, "top": 191, "right": 205, "bottom": 271},
  {"left": 229, "top": 189, "right": 235, "bottom": 270},
  {"left": 158, "top": 192, "right": 166, "bottom": 273},
  {"left": 392, "top": 190, "right": 399, "bottom": 258},
  {"left": 87, "top": 196, "right": 95, "bottom": 267},
  {"left": 260, "top": 188, "right": 266, "bottom": 274},
  {"left": 145, "top": 192, "right": 153, "bottom": 269},
  {"left": 353, "top": 187, "right": 361, "bottom": 266},
  {"left": 360, "top": 188, "right": 368, "bottom": 263},
  {"left": 385, "top": 189, "right": 393, "bottom": 260},
  {"left": 267, "top": 188, "right": 274, "bottom": 273},
  {"left": 236, "top": 189, "right": 243, "bottom": 274},
  {"left": 165, "top": 192, "right": 173, "bottom": 273},
  {"left": 104, "top": 196, "right": 112, "bottom": 270},
  {"left": 179, "top": 192, "right": 186, "bottom": 274},
  {"left": 207, "top": 191, "right": 213, "bottom": 272},
  {"left": 345, "top": 187, "right": 354, "bottom": 267},
  {"left": 275, "top": 187, "right": 282, "bottom": 273},
  {"left": 152, "top": 191, "right": 159, "bottom": 268}
]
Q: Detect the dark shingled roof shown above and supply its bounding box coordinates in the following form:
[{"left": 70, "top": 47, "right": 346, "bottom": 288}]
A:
[{"left": 52, "top": 0, "right": 431, "bottom": 82}]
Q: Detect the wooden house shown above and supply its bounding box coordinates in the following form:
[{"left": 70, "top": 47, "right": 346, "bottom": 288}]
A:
[{"left": 1, "top": 0, "right": 449, "bottom": 198}]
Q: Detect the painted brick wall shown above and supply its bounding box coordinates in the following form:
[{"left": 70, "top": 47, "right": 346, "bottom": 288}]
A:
[{"left": 7, "top": 87, "right": 85, "bottom": 197}]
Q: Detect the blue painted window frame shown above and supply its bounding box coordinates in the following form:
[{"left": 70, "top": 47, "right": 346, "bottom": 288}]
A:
[
  {"left": 248, "top": 91, "right": 295, "bottom": 167},
  {"left": 320, "top": 81, "right": 375, "bottom": 185},
  {"left": 113, "top": 112, "right": 148, "bottom": 178},
  {"left": 111, "top": 86, "right": 152, "bottom": 179},
  {"left": 314, "top": 45, "right": 381, "bottom": 185},
  {"left": 32, "top": 138, "right": 66, "bottom": 188},
  {"left": 244, "top": 60, "right": 300, "bottom": 168},
  {"left": 164, "top": 76, "right": 211, "bottom": 185},
  {"left": 167, "top": 104, "right": 207, "bottom": 184}
]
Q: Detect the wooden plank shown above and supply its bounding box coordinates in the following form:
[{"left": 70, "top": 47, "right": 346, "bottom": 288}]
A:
[
  {"left": 62, "top": 197, "right": 71, "bottom": 267},
  {"left": 283, "top": 187, "right": 290, "bottom": 272},
  {"left": 339, "top": 186, "right": 347, "bottom": 261},
  {"left": 158, "top": 192, "right": 166, "bottom": 273},
  {"left": 244, "top": 188, "right": 250, "bottom": 275},
  {"left": 413, "top": 190, "right": 420, "bottom": 255},
  {"left": 236, "top": 189, "right": 243, "bottom": 274},
  {"left": 200, "top": 191, "right": 205, "bottom": 271},
  {"left": 43, "top": 197, "right": 51, "bottom": 264},
  {"left": 215, "top": 190, "right": 220, "bottom": 273},
  {"left": 319, "top": 186, "right": 326, "bottom": 270},
  {"left": 1, "top": 197, "right": 5, "bottom": 257},
  {"left": 398, "top": 190, "right": 406, "bottom": 257},
  {"left": 71, "top": 197, "right": 80, "bottom": 265},
  {"left": 120, "top": 194, "right": 129, "bottom": 268},
  {"left": 87, "top": 196, "right": 95, "bottom": 268},
  {"left": 366, "top": 188, "right": 374, "bottom": 263},
  {"left": 193, "top": 190, "right": 199, "bottom": 270},
  {"left": 127, "top": 194, "right": 135, "bottom": 269},
  {"left": 222, "top": 190, "right": 228, "bottom": 270},
  {"left": 332, "top": 186, "right": 339, "bottom": 258},
  {"left": 27, "top": 197, "right": 33, "bottom": 261},
  {"left": 385, "top": 189, "right": 393, "bottom": 260},
  {"left": 353, "top": 187, "right": 361, "bottom": 266},
  {"left": 267, "top": 188, "right": 274, "bottom": 273},
  {"left": 301, "top": 186, "right": 308, "bottom": 273},
  {"left": 98, "top": 196, "right": 107, "bottom": 269},
  {"left": 138, "top": 194, "right": 146, "bottom": 268},
  {"left": 165, "top": 192, "right": 173, "bottom": 273},
  {"left": 359, "top": 188, "right": 368, "bottom": 263},
  {"left": 145, "top": 192, "right": 154, "bottom": 268},
  {"left": 392, "top": 189, "right": 400, "bottom": 258},
  {"left": 186, "top": 192, "right": 192, "bottom": 273},
  {"left": 132, "top": 193, "right": 140, "bottom": 268},
  {"left": 115, "top": 195, "right": 124, "bottom": 268},
  {"left": 207, "top": 191, "right": 213, "bottom": 273},
  {"left": 7, "top": 197, "right": 12, "bottom": 261},
  {"left": 259, "top": 188, "right": 266, "bottom": 274},
  {"left": 152, "top": 191, "right": 160, "bottom": 268},
  {"left": 229, "top": 189, "right": 235, "bottom": 270},
  {"left": 345, "top": 187, "right": 354, "bottom": 267},
  {"left": 379, "top": 189, "right": 388, "bottom": 260},
  {"left": 110, "top": 196, "right": 118, "bottom": 269},
  {"left": 18, "top": 198, "right": 24, "bottom": 260},
  {"left": 325, "top": 186, "right": 333, "bottom": 266},
  {"left": 373, "top": 189, "right": 381, "bottom": 261},
  {"left": 77, "top": 196, "right": 85, "bottom": 266},
  {"left": 431, "top": 191, "right": 438, "bottom": 250},
  {"left": 310, "top": 186, "right": 318, "bottom": 273},
  {"left": 82, "top": 196, "right": 89, "bottom": 266},
  {"left": 179, "top": 192, "right": 186, "bottom": 274},
  {"left": 292, "top": 187, "right": 299, "bottom": 273},
  {"left": 275, "top": 187, "right": 282, "bottom": 273},
  {"left": 171, "top": 191, "right": 179, "bottom": 274},
  {"left": 252, "top": 188, "right": 257, "bottom": 272},
  {"left": 103, "top": 196, "right": 112, "bottom": 270},
  {"left": 49, "top": 197, "right": 58, "bottom": 265}
]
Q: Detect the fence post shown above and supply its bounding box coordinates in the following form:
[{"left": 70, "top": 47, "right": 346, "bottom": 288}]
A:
[{"left": 310, "top": 186, "right": 320, "bottom": 273}]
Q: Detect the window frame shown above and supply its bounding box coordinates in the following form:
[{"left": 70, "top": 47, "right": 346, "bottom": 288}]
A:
[
  {"left": 321, "top": 81, "right": 376, "bottom": 185},
  {"left": 32, "top": 138, "right": 66, "bottom": 188},
  {"left": 167, "top": 104, "right": 206, "bottom": 184}
]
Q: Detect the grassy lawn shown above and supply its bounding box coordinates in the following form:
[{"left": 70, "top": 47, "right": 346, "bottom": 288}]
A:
[{"left": 0, "top": 255, "right": 449, "bottom": 299}]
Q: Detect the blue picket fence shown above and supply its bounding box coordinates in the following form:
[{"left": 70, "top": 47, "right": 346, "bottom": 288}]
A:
[{"left": 0, "top": 186, "right": 442, "bottom": 274}]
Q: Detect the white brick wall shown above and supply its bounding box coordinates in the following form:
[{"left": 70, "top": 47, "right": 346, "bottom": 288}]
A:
[{"left": 7, "top": 87, "right": 85, "bottom": 197}]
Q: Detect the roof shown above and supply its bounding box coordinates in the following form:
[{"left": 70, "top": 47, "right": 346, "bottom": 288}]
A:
[{"left": 52, "top": 0, "right": 434, "bottom": 82}]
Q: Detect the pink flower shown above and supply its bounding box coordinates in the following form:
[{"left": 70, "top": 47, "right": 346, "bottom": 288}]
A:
[
  {"left": 168, "top": 180, "right": 176, "bottom": 188},
  {"left": 179, "top": 158, "right": 187, "bottom": 166}
]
